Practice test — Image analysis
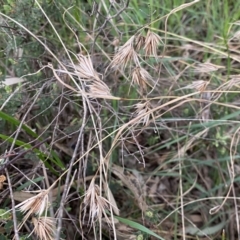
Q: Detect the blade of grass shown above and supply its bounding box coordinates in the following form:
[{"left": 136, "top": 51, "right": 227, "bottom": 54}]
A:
[
  {"left": 0, "top": 110, "right": 38, "bottom": 138},
  {"left": 114, "top": 215, "right": 165, "bottom": 240}
]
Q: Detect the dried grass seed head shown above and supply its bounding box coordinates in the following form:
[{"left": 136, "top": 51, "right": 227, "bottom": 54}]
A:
[
  {"left": 16, "top": 190, "right": 49, "bottom": 217},
  {"left": 83, "top": 181, "right": 113, "bottom": 226},
  {"left": 221, "top": 75, "right": 240, "bottom": 90},
  {"left": 68, "top": 54, "right": 114, "bottom": 98},
  {"left": 178, "top": 80, "right": 209, "bottom": 92},
  {"left": 134, "top": 101, "right": 152, "bottom": 126},
  {"left": 111, "top": 35, "right": 139, "bottom": 70},
  {"left": 144, "top": 30, "right": 162, "bottom": 57},
  {"left": 73, "top": 54, "right": 101, "bottom": 81},
  {"left": 132, "top": 67, "right": 153, "bottom": 91},
  {"left": 134, "top": 34, "right": 146, "bottom": 51},
  {"left": 32, "top": 216, "right": 56, "bottom": 240},
  {"left": 87, "top": 81, "right": 112, "bottom": 98}
]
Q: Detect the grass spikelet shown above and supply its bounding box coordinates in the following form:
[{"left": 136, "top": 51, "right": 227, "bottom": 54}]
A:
[
  {"left": 134, "top": 101, "right": 152, "bottom": 126},
  {"left": 134, "top": 34, "right": 146, "bottom": 51},
  {"left": 32, "top": 216, "right": 56, "bottom": 240},
  {"left": 16, "top": 190, "right": 49, "bottom": 221},
  {"left": 73, "top": 54, "right": 101, "bottom": 81},
  {"left": 68, "top": 53, "right": 114, "bottom": 98},
  {"left": 83, "top": 180, "right": 113, "bottom": 227},
  {"left": 132, "top": 67, "right": 153, "bottom": 92},
  {"left": 177, "top": 80, "right": 209, "bottom": 92},
  {"left": 111, "top": 35, "right": 139, "bottom": 70},
  {"left": 87, "top": 80, "right": 112, "bottom": 98},
  {"left": 144, "top": 30, "right": 162, "bottom": 58}
]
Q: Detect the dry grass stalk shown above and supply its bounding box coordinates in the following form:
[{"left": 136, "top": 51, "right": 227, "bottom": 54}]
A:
[
  {"left": 199, "top": 91, "right": 211, "bottom": 122},
  {"left": 111, "top": 35, "right": 139, "bottom": 70},
  {"left": 83, "top": 180, "right": 113, "bottom": 226},
  {"left": 219, "top": 75, "right": 240, "bottom": 90},
  {"left": 132, "top": 67, "right": 153, "bottom": 92},
  {"left": 32, "top": 216, "right": 56, "bottom": 240},
  {"left": 200, "top": 108, "right": 210, "bottom": 122},
  {"left": 230, "top": 30, "right": 240, "bottom": 41},
  {"left": 144, "top": 30, "right": 162, "bottom": 57},
  {"left": 134, "top": 101, "right": 152, "bottom": 126}
]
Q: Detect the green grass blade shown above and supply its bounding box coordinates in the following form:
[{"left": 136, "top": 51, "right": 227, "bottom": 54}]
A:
[
  {"left": 0, "top": 110, "right": 38, "bottom": 138},
  {"left": 114, "top": 216, "right": 165, "bottom": 240}
]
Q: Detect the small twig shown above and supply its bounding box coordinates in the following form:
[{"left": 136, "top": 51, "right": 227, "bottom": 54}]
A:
[
  {"left": 0, "top": 25, "right": 18, "bottom": 31},
  {"left": 55, "top": 97, "right": 88, "bottom": 239},
  {"left": 0, "top": 84, "right": 27, "bottom": 111},
  {"left": 4, "top": 82, "right": 48, "bottom": 176},
  {"left": 5, "top": 169, "right": 19, "bottom": 240},
  {"left": 91, "top": 0, "right": 130, "bottom": 53}
]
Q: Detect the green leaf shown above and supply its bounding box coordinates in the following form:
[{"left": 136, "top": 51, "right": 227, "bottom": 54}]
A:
[
  {"left": 3, "top": 5, "right": 12, "bottom": 13},
  {"left": 185, "top": 221, "right": 226, "bottom": 236},
  {"left": 16, "top": 176, "right": 45, "bottom": 191},
  {"left": 0, "top": 134, "right": 31, "bottom": 148},
  {"left": 0, "top": 209, "right": 11, "bottom": 221},
  {"left": 114, "top": 216, "right": 165, "bottom": 240},
  {"left": 0, "top": 110, "right": 38, "bottom": 138},
  {"left": 0, "top": 234, "right": 8, "bottom": 240},
  {"left": 0, "top": 134, "right": 64, "bottom": 174}
]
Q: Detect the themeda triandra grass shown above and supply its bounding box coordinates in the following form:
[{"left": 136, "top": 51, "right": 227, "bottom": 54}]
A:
[
  {"left": 31, "top": 216, "right": 56, "bottom": 240},
  {"left": 16, "top": 190, "right": 50, "bottom": 219},
  {"left": 82, "top": 179, "right": 118, "bottom": 227},
  {"left": 69, "top": 54, "right": 113, "bottom": 98},
  {"left": 144, "top": 30, "right": 162, "bottom": 58},
  {"left": 132, "top": 67, "right": 153, "bottom": 92},
  {"left": 110, "top": 35, "right": 139, "bottom": 70}
]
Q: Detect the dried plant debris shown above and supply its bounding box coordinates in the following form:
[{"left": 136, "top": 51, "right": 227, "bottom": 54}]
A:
[
  {"left": 0, "top": 175, "right": 6, "bottom": 190},
  {"left": 111, "top": 164, "right": 147, "bottom": 211}
]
